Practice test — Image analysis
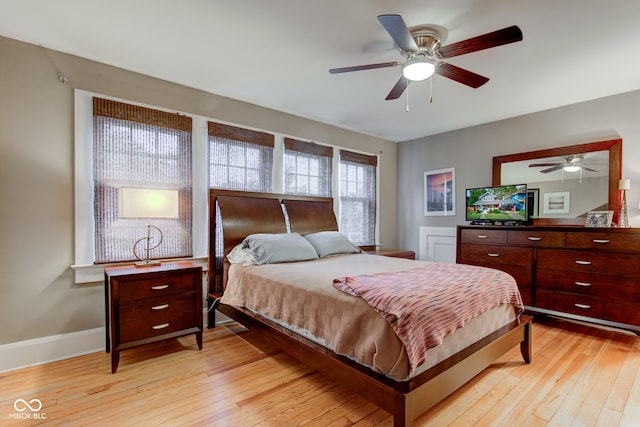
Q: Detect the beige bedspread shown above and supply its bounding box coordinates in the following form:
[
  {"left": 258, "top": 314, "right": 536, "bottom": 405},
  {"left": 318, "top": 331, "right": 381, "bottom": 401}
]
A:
[{"left": 220, "top": 254, "right": 519, "bottom": 381}]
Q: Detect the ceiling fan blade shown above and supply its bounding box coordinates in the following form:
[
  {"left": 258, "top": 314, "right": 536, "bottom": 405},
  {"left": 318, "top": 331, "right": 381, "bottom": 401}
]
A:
[
  {"left": 385, "top": 77, "right": 409, "bottom": 100},
  {"left": 329, "top": 61, "right": 400, "bottom": 74},
  {"left": 540, "top": 165, "right": 563, "bottom": 173},
  {"left": 529, "top": 163, "right": 562, "bottom": 167},
  {"left": 435, "top": 63, "right": 489, "bottom": 88},
  {"left": 439, "top": 25, "right": 523, "bottom": 59},
  {"left": 377, "top": 14, "right": 419, "bottom": 53},
  {"left": 582, "top": 166, "right": 598, "bottom": 172}
]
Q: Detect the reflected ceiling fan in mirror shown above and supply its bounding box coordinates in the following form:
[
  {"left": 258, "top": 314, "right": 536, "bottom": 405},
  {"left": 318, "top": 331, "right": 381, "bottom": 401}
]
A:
[
  {"left": 529, "top": 154, "right": 600, "bottom": 183},
  {"left": 329, "top": 14, "right": 523, "bottom": 101},
  {"left": 529, "top": 155, "right": 598, "bottom": 174}
]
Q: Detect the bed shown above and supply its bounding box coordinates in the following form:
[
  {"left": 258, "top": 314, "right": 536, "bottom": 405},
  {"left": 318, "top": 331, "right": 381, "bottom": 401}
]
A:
[{"left": 207, "top": 189, "right": 532, "bottom": 427}]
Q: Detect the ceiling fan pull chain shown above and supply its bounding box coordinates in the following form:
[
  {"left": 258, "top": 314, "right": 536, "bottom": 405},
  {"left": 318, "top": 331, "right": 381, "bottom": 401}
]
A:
[
  {"left": 406, "top": 81, "right": 410, "bottom": 112},
  {"left": 429, "top": 76, "right": 433, "bottom": 104}
]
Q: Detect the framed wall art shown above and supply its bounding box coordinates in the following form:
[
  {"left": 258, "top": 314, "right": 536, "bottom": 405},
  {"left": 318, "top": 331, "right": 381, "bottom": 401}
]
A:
[
  {"left": 424, "top": 167, "right": 455, "bottom": 216},
  {"left": 543, "top": 191, "right": 570, "bottom": 214}
]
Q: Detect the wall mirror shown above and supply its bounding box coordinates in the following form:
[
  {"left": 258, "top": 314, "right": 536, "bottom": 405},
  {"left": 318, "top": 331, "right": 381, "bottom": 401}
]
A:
[{"left": 492, "top": 139, "right": 622, "bottom": 225}]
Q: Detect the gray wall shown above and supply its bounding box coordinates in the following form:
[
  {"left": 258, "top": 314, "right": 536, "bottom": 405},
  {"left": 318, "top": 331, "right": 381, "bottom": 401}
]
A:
[
  {"left": 398, "top": 90, "right": 640, "bottom": 253},
  {"left": 0, "top": 36, "right": 398, "bottom": 345}
]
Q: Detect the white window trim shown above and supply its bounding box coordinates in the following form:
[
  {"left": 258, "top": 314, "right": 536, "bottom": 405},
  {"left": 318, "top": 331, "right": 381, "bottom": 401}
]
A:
[{"left": 72, "top": 90, "right": 380, "bottom": 283}]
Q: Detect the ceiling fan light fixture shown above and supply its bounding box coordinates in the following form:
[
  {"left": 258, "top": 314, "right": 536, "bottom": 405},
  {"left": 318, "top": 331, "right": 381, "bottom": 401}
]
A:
[
  {"left": 563, "top": 165, "right": 581, "bottom": 172},
  {"left": 402, "top": 57, "right": 435, "bottom": 81}
]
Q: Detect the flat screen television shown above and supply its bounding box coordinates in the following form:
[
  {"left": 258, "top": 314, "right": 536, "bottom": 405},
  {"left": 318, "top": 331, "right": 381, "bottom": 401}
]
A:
[{"left": 465, "top": 184, "right": 528, "bottom": 225}]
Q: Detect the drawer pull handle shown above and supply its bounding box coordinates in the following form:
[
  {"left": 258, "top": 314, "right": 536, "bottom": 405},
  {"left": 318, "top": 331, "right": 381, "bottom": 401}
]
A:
[
  {"left": 152, "top": 304, "right": 169, "bottom": 310},
  {"left": 151, "top": 285, "right": 169, "bottom": 290},
  {"left": 574, "top": 303, "right": 591, "bottom": 310},
  {"left": 152, "top": 323, "right": 170, "bottom": 330},
  {"left": 487, "top": 253, "right": 500, "bottom": 257},
  {"left": 575, "top": 260, "right": 592, "bottom": 265},
  {"left": 575, "top": 282, "right": 592, "bottom": 287},
  {"left": 592, "top": 239, "right": 610, "bottom": 244},
  {"left": 527, "top": 236, "right": 542, "bottom": 241},
  {"left": 476, "top": 235, "right": 489, "bottom": 239}
]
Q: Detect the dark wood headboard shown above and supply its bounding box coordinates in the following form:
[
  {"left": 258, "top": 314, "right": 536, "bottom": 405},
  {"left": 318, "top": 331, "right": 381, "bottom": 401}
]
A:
[{"left": 208, "top": 189, "right": 337, "bottom": 296}]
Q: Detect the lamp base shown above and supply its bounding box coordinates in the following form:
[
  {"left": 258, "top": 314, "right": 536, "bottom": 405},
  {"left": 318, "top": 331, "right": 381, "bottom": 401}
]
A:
[{"left": 134, "top": 260, "right": 162, "bottom": 268}]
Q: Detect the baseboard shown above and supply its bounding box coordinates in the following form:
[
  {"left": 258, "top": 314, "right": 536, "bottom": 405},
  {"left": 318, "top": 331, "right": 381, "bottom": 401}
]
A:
[
  {"left": 0, "top": 308, "right": 217, "bottom": 373},
  {"left": 0, "top": 327, "right": 105, "bottom": 373}
]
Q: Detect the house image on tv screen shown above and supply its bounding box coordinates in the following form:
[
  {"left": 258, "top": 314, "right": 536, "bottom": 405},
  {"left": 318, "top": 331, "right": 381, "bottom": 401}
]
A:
[{"left": 466, "top": 185, "right": 527, "bottom": 221}]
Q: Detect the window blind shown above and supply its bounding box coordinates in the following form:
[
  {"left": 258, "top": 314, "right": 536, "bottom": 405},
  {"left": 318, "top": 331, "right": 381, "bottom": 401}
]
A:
[
  {"left": 284, "top": 137, "right": 332, "bottom": 197},
  {"left": 208, "top": 121, "right": 274, "bottom": 191},
  {"left": 339, "top": 150, "right": 377, "bottom": 246},
  {"left": 93, "top": 98, "right": 193, "bottom": 263}
]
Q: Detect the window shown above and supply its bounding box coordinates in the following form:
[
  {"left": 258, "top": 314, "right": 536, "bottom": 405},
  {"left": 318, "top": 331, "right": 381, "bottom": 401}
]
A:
[
  {"left": 93, "top": 98, "right": 193, "bottom": 263},
  {"left": 284, "top": 137, "right": 332, "bottom": 197},
  {"left": 339, "top": 150, "right": 377, "bottom": 246},
  {"left": 208, "top": 121, "right": 274, "bottom": 191}
]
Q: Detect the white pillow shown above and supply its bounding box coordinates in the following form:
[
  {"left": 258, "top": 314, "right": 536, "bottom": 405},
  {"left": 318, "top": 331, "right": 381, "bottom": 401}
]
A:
[
  {"left": 226, "top": 243, "right": 257, "bottom": 266},
  {"left": 241, "top": 233, "right": 319, "bottom": 265},
  {"left": 303, "top": 231, "right": 361, "bottom": 258}
]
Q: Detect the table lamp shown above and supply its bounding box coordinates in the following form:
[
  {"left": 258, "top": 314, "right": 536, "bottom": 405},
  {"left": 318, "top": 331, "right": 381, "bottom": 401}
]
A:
[
  {"left": 619, "top": 179, "right": 630, "bottom": 228},
  {"left": 120, "top": 188, "right": 179, "bottom": 266}
]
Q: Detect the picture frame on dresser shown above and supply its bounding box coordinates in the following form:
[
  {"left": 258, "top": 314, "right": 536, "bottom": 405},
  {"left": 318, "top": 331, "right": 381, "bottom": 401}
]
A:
[
  {"left": 424, "top": 167, "right": 455, "bottom": 216},
  {"left": 585, "top": 210, "right": 614, "bottom": 227}
]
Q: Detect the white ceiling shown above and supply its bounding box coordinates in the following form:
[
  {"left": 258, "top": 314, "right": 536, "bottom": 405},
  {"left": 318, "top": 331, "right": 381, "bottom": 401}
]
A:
[{"left": 2, "top": 0, "right": 640, "bottom": 142}]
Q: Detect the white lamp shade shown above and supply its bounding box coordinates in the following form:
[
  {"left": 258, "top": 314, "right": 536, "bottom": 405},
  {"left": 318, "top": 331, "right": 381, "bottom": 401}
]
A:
[
  {"left": 120, "top": 188, "right": 179, "bottom": 219},
  {"left": 619, "top": 178, "right": 631, "bottom": 190}
]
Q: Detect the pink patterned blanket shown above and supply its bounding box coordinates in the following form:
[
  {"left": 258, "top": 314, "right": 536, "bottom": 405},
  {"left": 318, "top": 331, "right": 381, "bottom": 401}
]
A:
[{"left": 333, "top": 262, "right": 524, "bottom": 374}]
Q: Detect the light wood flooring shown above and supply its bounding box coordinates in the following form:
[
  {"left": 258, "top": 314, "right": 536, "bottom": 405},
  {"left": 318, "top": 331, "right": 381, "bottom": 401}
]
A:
[{"left": 1, "top": 316, "right": 639, "bottom": 426}]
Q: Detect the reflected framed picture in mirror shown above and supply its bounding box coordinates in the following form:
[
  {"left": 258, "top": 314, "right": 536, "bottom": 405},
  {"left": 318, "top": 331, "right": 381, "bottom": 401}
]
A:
[{"left": 585, "top": 210, "right": 613, "bottom": 227}]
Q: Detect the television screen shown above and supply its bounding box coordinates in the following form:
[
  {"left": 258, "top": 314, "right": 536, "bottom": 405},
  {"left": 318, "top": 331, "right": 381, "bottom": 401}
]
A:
[{"left": 465, "top": 184, "right": 528, "bottom": 224}]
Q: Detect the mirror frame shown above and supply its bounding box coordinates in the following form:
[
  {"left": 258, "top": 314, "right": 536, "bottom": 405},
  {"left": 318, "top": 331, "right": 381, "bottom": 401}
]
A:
[{"left": 492, "top": 138, "right": 622, "bottom": 225}]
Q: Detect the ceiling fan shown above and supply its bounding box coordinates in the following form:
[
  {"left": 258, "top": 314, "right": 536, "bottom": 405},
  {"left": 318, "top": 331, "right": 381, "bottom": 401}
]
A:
[
  {"left": 329, "top": 14, "right": 523, "bottom": 100},
  {"left": 529, "top": 155, "right": 598, "bottom": 174}
]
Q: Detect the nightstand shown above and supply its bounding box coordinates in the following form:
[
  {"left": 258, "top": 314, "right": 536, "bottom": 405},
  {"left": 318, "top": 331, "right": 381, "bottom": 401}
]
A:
[
  {"left": 366, "top": 249, "right": 416, "bottom": 260},
  {"left": 104, "top": 262, "right": 203, "bottom": 373}
]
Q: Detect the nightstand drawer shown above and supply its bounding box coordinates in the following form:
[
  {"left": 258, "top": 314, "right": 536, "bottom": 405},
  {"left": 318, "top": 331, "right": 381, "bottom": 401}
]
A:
[
  {"left": 120, "top": 292, "right": 197, "bottom": 324},
  {"left": 120, "top": 309, "right": 198, "bottom": 343},
  {"left": 119, "top": 272, "right": 196, "bottom": 301}
]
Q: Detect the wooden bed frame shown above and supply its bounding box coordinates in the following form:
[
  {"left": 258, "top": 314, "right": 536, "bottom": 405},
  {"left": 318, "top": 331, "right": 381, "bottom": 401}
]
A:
[{"left": 207, "top": 189, "right": 532, "bottom": 427}]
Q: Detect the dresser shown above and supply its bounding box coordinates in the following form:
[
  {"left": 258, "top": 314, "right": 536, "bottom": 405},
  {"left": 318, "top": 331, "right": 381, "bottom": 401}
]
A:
[
  {"left": 457, "top": 225, "right": 640, "bottom": 332},
  {"left": 105, "top": 262, "right": 203, "bottom": 373}
]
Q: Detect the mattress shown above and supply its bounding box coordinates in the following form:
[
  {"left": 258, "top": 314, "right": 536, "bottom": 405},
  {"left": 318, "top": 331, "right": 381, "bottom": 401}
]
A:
[{"left": 220, "top": 253, "right": 519, "bottom": 381}]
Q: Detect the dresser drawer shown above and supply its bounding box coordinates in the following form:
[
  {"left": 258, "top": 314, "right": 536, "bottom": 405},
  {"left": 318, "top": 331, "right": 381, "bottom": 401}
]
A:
[
  {"left": 537, "top": 249, "right": 640, "bottom": 277},
  {"left": 119, "top": 271, "right": 197, "bottom": 301},
  {"left": 460, "top": 244, "right": 532, "bottom": 266},
  {"left": 507, "top": 230, "right": 565, "bottom": 247},
  {"left": 460, "top": 229, "right": 507, "bottom": 245},
  {"left": 566, "top": 232, "right": 640, "bottom": 252},
  {"left": 537, "top": 290, "right": 640, "bottom": 326},
  {"left": 120, "top": 292, "right": 197, "bottom": 324},
  {"left": 537, "top": 269, "right": 640, "bottom": 301},
  {"left": 120, "top": 309, "right": 198, "bottom": 343}
]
